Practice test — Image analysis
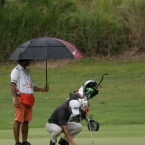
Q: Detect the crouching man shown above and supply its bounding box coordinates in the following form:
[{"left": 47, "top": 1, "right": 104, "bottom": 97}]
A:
[{"left": 46, "top": 100, "right": 82, "bottom": 145}]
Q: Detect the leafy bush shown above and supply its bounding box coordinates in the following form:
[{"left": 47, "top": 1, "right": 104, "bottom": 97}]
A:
[{"left": 0, "top": 0, "right": 145, "bottom": 61}]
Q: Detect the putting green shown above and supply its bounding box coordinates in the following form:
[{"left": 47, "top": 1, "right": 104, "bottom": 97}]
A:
[
  {"left": 0, "top": 125, "right": 145, "bottom": 145},
  {"left": 0, "top": 138, "right": 145, "bottom": 145}
]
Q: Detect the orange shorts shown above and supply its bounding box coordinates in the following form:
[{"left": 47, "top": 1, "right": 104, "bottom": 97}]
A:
[{"left": 14, "top": 97, "right": 33, "bottom": 122}]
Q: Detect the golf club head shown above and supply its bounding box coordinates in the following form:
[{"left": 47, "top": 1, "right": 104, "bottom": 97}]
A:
[
  {"left": 103, "top": 73, "right": 110, "bottom": 76},
  {"left": 96, "top": 73, "right": 110, "bottom": 88}
]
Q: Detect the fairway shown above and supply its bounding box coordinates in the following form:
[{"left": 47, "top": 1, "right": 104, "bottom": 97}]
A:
[{"left": 0, "top": 125, "right": 145, "bottom": 145}]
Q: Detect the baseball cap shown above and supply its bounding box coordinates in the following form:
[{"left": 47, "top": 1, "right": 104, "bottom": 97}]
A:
[{"left": 69, "top": 100, "right": 81, "bottom": 115}]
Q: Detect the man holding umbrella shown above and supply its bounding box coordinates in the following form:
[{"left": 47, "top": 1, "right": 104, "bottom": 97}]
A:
[{"left": 10, "top": 59, "right": 49, "bottom": 145}]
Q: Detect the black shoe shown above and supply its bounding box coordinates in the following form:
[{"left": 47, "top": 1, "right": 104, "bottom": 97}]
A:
[
  {"left": 49, "top": 140, "right": 55, "bottom": 145},
  {"left": 15, "top": 142, "right": 22, "bottom": 145},
  {"left": 22, "top": 141, "right": 31, "bottom": 145},
  {"left": 58, "top": 138, "right": 69, "bottom": 145}
]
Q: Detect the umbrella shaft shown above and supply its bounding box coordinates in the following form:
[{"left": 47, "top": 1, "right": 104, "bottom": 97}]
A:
[{"left": 46, "top": 60, "right": 47, "bottom": 85}]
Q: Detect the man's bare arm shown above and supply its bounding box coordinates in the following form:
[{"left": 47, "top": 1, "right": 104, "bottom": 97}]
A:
[{"left": 61, "top": 125, "right": 77, "bottom": 145}]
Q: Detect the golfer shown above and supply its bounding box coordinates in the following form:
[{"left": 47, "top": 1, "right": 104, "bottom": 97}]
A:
[
  {"left": 46, "top": 100, "right": 82, "bottom": 145},
  {"left": 10, "top": 59, "right": 49, "bottom": 145}
]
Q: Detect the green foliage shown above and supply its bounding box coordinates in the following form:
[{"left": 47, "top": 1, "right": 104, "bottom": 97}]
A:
[
  {"left": 119, "top": 0, "right": 145, "bottom": 53},
  {"left": 0, "top": 58, "right": 145, "bottom": 129},
  {"left": 0, "top": 0, "right": 145, "bottom": 59},
  {"left": 74, "top": 0, "right": 125, "bottom": 57}
]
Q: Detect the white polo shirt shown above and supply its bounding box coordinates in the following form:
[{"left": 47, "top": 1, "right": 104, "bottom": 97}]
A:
[{"left": 11, "top": 64, "right": 34, "bottom": 94}]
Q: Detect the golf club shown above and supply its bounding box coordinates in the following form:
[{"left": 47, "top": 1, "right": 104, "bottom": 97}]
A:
[{"left": 96, "top": 73, "right": 109, "bottom": 88}]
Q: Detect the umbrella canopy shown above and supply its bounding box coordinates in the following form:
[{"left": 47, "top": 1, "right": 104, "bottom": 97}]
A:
[
  {"left": 8, "top": 37, "right": 84, "bottom": 85},
  {"left": 8, "top": 37, "right": 83, "bottom": 60}
]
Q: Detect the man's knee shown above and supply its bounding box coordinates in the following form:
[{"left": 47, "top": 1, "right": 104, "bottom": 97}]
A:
[
  {"left": 13, "top": 120, "right": 21, "bottom": 131},
  {"left": 14, "top": 120, "right": 21, "bottom": 126},
  {"left": 22, "top": 120, "right": 29, "bottom": 126},
  {"left": 46, "top": 123, "right": 62, "bottom": 136},
  {"left": 53, "top": 127, "right": 62, "bottom": 136},
  {"left": 67, "top": 122, "right": 83, "bottom": 131},
  {"left": 77, "top": 123, "right": 83, "bottom": 132}
]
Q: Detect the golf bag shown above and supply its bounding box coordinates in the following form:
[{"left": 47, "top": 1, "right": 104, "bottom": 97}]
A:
[
  {"left": 68, "top": 80, "right": 100, "bottom": 131},
  {"left": 69, "top": 73, "right": 109, "bottom": 131}
]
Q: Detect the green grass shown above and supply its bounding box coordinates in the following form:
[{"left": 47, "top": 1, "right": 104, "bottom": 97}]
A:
[
  {"left": 0, "top": 58, "right": 145, "bottom": 130},
  {"left": 1, "top": 138, "right": 145, "bottom": 145},
  {"left": 0, "top": 125, "right": 145, "bottom": 145},
  {"left": 1, "top": 124, "right": 145, "bottom": 139}
]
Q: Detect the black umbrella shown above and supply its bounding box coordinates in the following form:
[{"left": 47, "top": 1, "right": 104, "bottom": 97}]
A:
[{"left": 8, "top": 37, "right": 84, "bottom": 85}]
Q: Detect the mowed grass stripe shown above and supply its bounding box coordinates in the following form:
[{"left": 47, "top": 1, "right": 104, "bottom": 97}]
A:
[
  {"left": 0, "top": 138, "right": 145, "bottom": 145},
  {"left": 0, "top": 125, "right": 145, "bottom": 139}
]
